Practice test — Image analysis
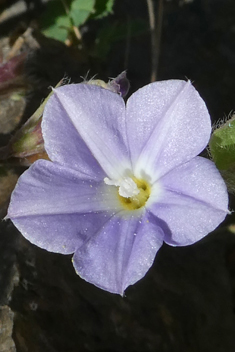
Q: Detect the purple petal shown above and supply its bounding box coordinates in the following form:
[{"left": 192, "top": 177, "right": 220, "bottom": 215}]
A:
[
  {"left": 10, "top": 212, "right": 118, "bottom": 255},
  {"left": 126, "top": 80, "right": 211, "bottom": 181},
  {"left": 72, "top": 211, "right": 164, "bottom": 295},
  {"left": 11, "top": 214, "right": 86, "bottom": 254},
  {"left": 7, "top": 160, "right": 123, "bottom": 253},
  {"left": 43, "top": 84, "right": 131, "bottom": 179},
  {"left": 8, "top": 160, "right": 122, "bottom": 217},
  {"left": 149, "top": 157, "right": 229, "bottom": 246}
]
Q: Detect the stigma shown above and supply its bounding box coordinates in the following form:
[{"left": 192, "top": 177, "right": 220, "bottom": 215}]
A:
[{"left": 104, "top": 176, "right": 151, "bottom": 210}]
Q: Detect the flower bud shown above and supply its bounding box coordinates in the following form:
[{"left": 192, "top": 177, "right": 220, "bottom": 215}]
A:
[
  {"left": 107, "top": 71, "right": 130, "bottom": 97},
  {"left": 209, "top": 114, "right": 235, "bottom": 193},
  {"left": 7, "top": 80, "right": 63, "bottom": 164},
  {"left": 86, "top": 71, "right": 130, "bottom": 97}
]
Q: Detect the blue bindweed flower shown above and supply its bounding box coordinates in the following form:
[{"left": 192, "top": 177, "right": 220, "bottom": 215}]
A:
[{"left": 7, "top": 80, "right": 229, "bottom": 295}]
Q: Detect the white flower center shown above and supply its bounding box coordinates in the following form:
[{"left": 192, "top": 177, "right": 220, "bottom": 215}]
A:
[{"left": 104, "top": 177, "right": 140, "bottom": 198}]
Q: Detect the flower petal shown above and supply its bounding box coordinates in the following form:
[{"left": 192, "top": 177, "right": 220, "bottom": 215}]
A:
[
  {"left": 7, "top": 160, "right": 122, "bottom": 217},
  {"left": 10, "top": 212, "right": 118, "bottom": 255},
  {"left": 126, "top": 80, "right": 211, "bottom": 180},
  {"left": 43, "top": 84, "right": 131, "bottom": 179},
  {"left": 72, "top": 211, "right": 164, "bottom": 295},
  {"left": 148, "top": 157, "right": 229, "bottom": 246},
  {"left": 7, "top": 159, "right": 123, "bottom": 253}
]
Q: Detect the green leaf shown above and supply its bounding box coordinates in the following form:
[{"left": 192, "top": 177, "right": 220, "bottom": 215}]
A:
[
  {"left": 42, "top": 21, "right": 70, "bottom": 42},
  {"left": 40, "top": 0, "right": 71, "bottom": 41},
  {"left": 70, "top": 0, "right": 95, "bottom": 27},
  {"left": 40, "top": 0, "right": 114, "bottom": 42},
  {"left": 91, "top": 0, "right": 115, "bottom": 19},
  {"left": 209, "top": 116, "right": 235, "bottom": 170}
]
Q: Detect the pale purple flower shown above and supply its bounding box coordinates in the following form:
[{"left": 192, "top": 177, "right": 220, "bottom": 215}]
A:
[{"left": 7, "top": 80, "right": 229, "bottom": 295}]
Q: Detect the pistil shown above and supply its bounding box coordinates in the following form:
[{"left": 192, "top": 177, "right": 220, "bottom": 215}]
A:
[{"left": 104, "top": 176, "right": 151, "bottom": 210}]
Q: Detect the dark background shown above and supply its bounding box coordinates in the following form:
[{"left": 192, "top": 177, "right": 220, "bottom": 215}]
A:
[{"left": 1, "top": 1, "right": 235, "bottom": 351}]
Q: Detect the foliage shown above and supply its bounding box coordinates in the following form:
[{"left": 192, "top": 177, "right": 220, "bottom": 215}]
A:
[{"left": 40, "top": 0, "right": 114, "bottom": 42}]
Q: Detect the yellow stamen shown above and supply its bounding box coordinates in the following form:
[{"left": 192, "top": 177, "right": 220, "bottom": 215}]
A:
[{"left": 118, "top": 177, "right": 151, "bottom": 210}]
